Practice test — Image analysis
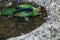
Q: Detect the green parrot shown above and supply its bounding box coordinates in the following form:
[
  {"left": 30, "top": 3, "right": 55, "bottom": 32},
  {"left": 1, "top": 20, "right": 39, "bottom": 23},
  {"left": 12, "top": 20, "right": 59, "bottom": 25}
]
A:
[
  {"left": 0, "top": 4, "right": 43, "bottom": 21},
  {"left": 14, "top": 4, "right": 40, "bottom": 17},
  {"left": 1, "top": 4, "right": 40, "bottom": 17}
]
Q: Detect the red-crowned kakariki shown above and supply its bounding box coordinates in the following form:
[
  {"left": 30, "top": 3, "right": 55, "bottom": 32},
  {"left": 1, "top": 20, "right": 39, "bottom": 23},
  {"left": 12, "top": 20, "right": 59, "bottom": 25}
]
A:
[{"left": 0, "top": 4, "right": 46, "bottom": 21}]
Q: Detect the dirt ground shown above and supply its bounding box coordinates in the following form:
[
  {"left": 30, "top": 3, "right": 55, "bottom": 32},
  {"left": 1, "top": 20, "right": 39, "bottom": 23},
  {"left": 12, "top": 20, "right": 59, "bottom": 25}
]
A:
[{"left": 0, "top": 13, "right": 47, "bottom": 40}]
